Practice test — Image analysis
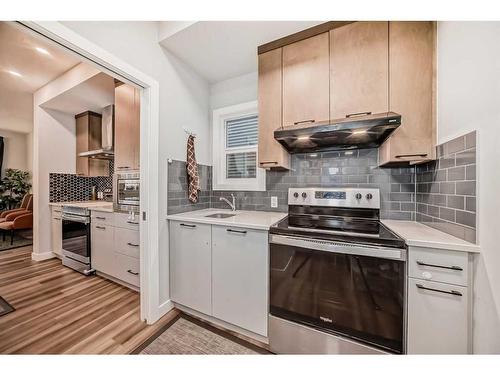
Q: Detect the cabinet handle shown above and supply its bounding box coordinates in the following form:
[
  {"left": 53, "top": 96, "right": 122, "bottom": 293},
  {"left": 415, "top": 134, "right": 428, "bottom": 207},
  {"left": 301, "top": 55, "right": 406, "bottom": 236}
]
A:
[
  {"left": 416, "top": 261, "right": 463, "bottom": 271},
  {"left": 54, "top": 210, "right": 62, "bottom": 213},
  {"left": 95, "top": 225, "right": 106, "bottom": 230},
  {"left": 416, "top": 283, "right": 462, "bottom": 296},
  {"left": 346, "top": 111, "right": 372, "bottom": 118},
  {"left": 95, "top": 216, "right": 106, "bottom": 220},
  {"left": 126, "top": 221, "right": 139, "bottom": 225},
  {"left": 395, "top": 154, "right": 428, "bottom": 159},
  {"left": 180, "top": 223, "right": 196, "bottom": 228},
  {"left": 127, "top": 269, "right": 139, "bottom": 276},
  {"left": 127, "top": 242, "right": 139, "bottom": 247},
  {"left": 227, "top": 228, "right": 247, "bottom": 234},
  {"left": 53, "top": 218, "right": 61, "bottom": 221},
  {"left": 117, "top": 166, "right": 131, "bottom": 169},
  {"left": 259, "top": 161, "right": 278, "bottom": 165},
  {"left": 293, "top": 119, "right": 315, "bottom": 126}
]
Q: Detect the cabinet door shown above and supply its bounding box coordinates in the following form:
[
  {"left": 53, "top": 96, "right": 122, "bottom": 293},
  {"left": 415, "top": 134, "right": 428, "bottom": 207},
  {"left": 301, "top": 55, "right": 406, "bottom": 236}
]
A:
[
  {"left": 115, "top": 84, "right": 139, "bottom": 171},
  {"left": 258, "top": 48, "right": 290, "bottom": 170},
  {"left": 330, "top": 22, "right": 389, "bottom": 119},
  {"left": 407, "top": 278, "right": 469, "bottom": 354},
  {"left": 51, "top": 217, "right": 62, "bottom": 256},
  {"left": 282, "top": 32, "right": 330, "bottom": 128},
  {"left": 379, "top": 21, "right": 435, "bottom": 165},
  {"left": 212, "top": 225, "right": 268, "bottom": 336},
  {"left": 91, "top": 223, "right": 115, "bottom": 276},
  {"left": 169, "top": 221, "right": 212, "bottom": 315}
]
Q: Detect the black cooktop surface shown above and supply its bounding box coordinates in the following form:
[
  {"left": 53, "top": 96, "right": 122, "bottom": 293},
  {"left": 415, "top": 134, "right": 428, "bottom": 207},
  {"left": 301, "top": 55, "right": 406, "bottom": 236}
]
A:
[{"left": 270, "top": 214, "right": 406, "bottom": 249}]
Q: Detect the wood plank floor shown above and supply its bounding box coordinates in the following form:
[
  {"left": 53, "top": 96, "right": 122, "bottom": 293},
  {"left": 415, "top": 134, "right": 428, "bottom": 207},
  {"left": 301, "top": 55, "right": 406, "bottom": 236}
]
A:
[{"left": 0, "top": 246, "right": 179, "bottom": 354}]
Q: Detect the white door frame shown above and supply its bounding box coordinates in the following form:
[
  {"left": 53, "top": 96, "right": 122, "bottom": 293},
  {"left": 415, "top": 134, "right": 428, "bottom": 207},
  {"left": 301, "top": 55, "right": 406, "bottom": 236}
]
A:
[{"left": 18, "top": 21, "right": 161, "bottom": 323}]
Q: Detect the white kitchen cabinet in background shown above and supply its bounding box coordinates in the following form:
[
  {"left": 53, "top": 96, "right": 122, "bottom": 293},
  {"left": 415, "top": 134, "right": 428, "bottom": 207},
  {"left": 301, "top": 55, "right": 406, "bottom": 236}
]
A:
[
  {"left": 212, "top": 225, "right": 268, "bottom": 337},
  {"left": 91, "top": 222, "right": 114, "bottom": 276},
  {"left": 50, "top": 206, "right": 63, "bottom": 257},
  {"left": 169, "top": 221, "right": 212, "bottom": 316}
]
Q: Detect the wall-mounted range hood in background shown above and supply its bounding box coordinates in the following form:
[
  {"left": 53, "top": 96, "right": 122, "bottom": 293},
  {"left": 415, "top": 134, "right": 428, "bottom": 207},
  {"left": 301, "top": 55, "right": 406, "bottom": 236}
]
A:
[
  {"left": 79, "top": 105, "right": 114, "bottom": 160},
  {"left": 274, "top": 112, "right": 401, "bottom": 153}
]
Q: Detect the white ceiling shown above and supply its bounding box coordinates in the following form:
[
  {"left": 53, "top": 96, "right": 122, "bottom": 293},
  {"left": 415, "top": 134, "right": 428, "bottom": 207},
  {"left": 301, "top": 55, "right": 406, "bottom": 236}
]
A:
[
  {"left": 41, "top": 72, "right": 115, "bottom": 115},
  {"left": 159, "top": 21, "right": 323, "bottom": 84},
  {"left": 0, "top": 22, "right": 81, "bottom": 94}
]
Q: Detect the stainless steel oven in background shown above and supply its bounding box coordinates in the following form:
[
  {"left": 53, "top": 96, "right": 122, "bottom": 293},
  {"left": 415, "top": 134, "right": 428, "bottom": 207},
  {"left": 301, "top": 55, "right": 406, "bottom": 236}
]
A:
[
  {"left": 61, "top": 206, "right": 93, "bottom": 275},
  {"left": 113, "top": 171, "right": 140, "bottom": 213}
]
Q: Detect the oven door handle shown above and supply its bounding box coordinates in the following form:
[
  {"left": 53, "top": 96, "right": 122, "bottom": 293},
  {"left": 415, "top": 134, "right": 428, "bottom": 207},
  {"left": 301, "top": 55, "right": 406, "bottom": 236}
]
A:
[{"left": 269, "top": 234, "right": 406, "bottom": 261}]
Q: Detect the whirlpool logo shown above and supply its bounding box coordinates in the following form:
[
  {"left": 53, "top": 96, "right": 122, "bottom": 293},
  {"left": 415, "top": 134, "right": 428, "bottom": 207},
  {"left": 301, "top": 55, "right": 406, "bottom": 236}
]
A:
[{"left": 320, "top": 316, "right": 333, "bottom": 323}]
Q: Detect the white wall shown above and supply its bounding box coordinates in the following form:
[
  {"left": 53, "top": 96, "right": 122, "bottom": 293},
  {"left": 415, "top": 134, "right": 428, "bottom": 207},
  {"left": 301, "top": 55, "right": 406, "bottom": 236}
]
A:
[
  {"left": 438, "top": 21, "right": 500, "bottom": 353},
  {"left": 61, "top": 21, "right": 211, "bottom": 304},
  {"left": 0, "top": 129, "right": 30, "bottom": 175},
  {"left": 0, "top": 87, "right": 33, "bottom": 134}
]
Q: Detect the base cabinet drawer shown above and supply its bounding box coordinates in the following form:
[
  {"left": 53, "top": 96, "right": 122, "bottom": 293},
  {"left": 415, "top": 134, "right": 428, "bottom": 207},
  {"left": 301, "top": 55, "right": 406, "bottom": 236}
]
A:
[
  {"left": 114, "top": 227, "right": 140, "bottom": 259},
  {"left": 91, "top": 211, "right": 114, "bottom": 225},
  {"left": 212, "top": 225, "right": 268, "bottom": 337},
  {"left": 114, "top": 253, "right": 140, "bottom": 287},
  {"left": 114, "top": 212, "right": 140, "bottom": 230},
  {"left": 407, "top": 278, "right": 469, "bottom": 354},
  {"left": 409, "top": 247, "right": 468, "bottom": 286}
]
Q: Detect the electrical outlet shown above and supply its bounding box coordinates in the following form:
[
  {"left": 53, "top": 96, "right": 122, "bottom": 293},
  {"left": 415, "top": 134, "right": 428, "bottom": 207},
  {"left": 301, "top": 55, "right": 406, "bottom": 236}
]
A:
[{"left": 271, "top": 196, "right": 278, "bottom": 208}]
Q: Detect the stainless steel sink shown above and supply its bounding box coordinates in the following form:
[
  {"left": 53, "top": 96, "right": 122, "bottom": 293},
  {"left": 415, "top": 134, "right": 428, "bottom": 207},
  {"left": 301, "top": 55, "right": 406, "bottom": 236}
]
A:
[{"left": 205, "top": 213, "right": 236, "bottom": 219}]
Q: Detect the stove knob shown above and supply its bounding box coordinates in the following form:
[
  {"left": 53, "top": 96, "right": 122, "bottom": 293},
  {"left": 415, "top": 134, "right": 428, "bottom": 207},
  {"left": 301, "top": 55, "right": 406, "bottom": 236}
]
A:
[
  {"left": 293, "top": 192, "right": 299, "bottom": 198},
  {"left": 302, "top": 192, "right": 307, "bottom": 199},
  {"left": 355, "top": 193, "right": 362, "bottom": 200},
  {"left": 366, "top": 193, "right": 373, "bottom": 200}
]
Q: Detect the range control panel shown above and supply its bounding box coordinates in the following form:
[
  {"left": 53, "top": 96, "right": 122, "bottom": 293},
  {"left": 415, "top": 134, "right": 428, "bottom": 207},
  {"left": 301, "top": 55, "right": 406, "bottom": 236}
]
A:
[{"left": 288, "top": 187, "right": 380, "bottom": 209}]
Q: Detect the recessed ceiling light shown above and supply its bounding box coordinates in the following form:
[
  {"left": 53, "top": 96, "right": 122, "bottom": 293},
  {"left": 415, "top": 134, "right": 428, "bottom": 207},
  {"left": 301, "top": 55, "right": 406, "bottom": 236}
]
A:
[
  {"left": 35, "top": 47, "right": 50, "bottom": 55},
  {"left": 7, "top": 70, "right": 22, "bottom": 77}
]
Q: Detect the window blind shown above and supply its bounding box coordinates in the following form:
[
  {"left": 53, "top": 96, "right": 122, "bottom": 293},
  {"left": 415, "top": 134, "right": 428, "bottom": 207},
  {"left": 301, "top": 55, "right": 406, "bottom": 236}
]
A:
[
  {"left": 225, "top": 115, "right": 258, "bottom": 148},
  {"left": 226, "top": 152, "right": 257, "bottom": 179}
]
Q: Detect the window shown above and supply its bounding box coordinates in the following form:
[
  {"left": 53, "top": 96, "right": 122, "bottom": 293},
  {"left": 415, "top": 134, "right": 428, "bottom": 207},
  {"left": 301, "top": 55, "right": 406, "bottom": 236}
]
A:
[{"left": 212, "top": 101, "right": 265, "bottom": 191}]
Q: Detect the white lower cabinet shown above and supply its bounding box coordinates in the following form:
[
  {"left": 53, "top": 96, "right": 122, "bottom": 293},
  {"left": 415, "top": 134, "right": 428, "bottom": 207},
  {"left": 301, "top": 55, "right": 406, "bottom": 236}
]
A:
[
  {"left": 407, "top": 246, "right": 472, "bottom": 354},
  {"left": 50, "top": 206, "right": 63, "bottom": 256},
  {"left": 91, "top": 223, "right": 115, "bottom": 276},
  {"left": 169, "top": 220, "right": 269, "bottom": 337},
  {"left": 169, "top": 221, "right": 212, "bottom": 315},
  {"left": 212, "top": 225, "right": 268, "bottom": 337}
]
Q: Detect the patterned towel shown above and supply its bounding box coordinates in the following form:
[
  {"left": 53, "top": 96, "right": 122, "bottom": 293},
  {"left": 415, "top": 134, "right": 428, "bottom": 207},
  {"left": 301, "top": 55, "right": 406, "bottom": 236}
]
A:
[{"left": 186, "top": 135, "right": 200, "bottom": 203}]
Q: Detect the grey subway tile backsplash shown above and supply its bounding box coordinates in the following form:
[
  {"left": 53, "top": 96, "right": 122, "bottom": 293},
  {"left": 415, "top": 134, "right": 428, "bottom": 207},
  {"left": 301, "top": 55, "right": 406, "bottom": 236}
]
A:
[{"left": 416, "top": 131, "right": 477, "bottom": 243}]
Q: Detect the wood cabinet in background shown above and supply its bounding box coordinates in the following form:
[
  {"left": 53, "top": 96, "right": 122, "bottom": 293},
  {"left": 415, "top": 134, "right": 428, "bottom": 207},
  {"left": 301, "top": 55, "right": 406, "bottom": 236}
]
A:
[
  {"left": 379, "top": 21, "right": 436, "bottom": 166},
  {"left": 257, "top": 48, "right": 290, "bottom": 170},
  {"left": 114, "top": 83, "right": 140, "bottom": 172},
  {"left": 282, "top": 32, "right": 330, "bottom": 128},
  {"left": 75, "top": 111, "right": 109, "bottom": 177},
  {"left": 330, "top": 21, "right": 389, "bottom": 119}
]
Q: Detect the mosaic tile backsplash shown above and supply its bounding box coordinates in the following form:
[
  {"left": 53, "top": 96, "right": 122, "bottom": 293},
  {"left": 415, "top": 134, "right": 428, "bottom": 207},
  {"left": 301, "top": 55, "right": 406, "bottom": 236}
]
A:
[
  {"left": 49, "top": 160, "right": 113, "bottom": 202},
  {"left": 167, "top": 149, "right": 417, "bottom": 220},
  {"left": 416, "top": 131, "right": 477, "bottom": 243}
]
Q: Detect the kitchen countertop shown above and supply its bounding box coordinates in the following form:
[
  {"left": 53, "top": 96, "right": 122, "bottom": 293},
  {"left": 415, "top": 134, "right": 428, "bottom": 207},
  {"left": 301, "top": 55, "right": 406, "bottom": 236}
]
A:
[
  {"left": 49, "top": 201, "right": 113, "bottom": 212},
  {"left": 167, "top": 208, "right": 287, "bottom": 231},
  {"left": 382, "top": 220, "right": 480, "bottom": 253}
]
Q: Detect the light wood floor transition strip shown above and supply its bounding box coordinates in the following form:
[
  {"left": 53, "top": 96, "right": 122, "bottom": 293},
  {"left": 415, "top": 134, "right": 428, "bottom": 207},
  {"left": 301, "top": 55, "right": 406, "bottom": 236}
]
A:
[{"left": 0, "top": 246, "right": 179, "bottom": 354}]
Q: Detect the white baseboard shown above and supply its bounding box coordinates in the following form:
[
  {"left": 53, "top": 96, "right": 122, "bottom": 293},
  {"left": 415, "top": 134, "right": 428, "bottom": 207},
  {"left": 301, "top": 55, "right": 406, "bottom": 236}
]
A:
[
  {"left": 31, "top": 251, "right": 56, "bottom": 261},
  {"left": 158, "top": 299, "right": 175, "bottom": 317}
]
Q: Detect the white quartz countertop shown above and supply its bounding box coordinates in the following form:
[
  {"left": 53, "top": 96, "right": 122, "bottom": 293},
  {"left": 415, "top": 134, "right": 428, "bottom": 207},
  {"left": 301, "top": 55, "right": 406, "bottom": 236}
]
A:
[
  {"left": 382, "top": 220, "right": 480, "bottom": 253},
  {"left": 49, "top": 201, "right": 113, "bottom": 212},
  {"left": 167, "top": 208, "right": 287, "bottom": 231}
]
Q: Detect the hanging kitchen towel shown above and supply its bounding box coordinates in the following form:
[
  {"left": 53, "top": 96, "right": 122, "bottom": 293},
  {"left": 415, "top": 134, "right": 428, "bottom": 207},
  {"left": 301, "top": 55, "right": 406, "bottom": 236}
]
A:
[{"left": 186, "top": 134, "right": 200, "bottom": 203}]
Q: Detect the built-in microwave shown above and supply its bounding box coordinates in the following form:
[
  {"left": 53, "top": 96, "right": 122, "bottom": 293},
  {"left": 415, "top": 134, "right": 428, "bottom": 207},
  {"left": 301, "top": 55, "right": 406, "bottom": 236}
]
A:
[{"left": 113, "top": 171, "right": 140, "bottom": 212}]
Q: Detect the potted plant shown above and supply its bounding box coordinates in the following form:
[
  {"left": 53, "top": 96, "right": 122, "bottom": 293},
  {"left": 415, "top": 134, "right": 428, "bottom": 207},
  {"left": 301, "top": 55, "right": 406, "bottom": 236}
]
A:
[{"left": 0, "top": 169, "right": 32, "bottom": 210}]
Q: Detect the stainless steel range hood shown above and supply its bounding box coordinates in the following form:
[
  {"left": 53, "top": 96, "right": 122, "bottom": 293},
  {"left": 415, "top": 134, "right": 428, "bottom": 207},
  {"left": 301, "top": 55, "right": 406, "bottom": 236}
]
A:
[
  {"left": 274, "top": 112, "right": 401, "bottom": 153},
  {"left": 78, "top": 105, "right": 114, "bottom": 160}
]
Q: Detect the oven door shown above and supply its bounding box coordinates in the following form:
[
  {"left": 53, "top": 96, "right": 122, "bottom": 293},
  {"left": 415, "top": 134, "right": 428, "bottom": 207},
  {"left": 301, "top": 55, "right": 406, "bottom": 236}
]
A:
[
  {"left": 269, "top": 234, "right": 406, "bottom": 354},
  {"left": 117, "top": 179, "right": 140, "bottom": 206},
  {"left": 62, "top": 214, "right": 91, "bottom": 264}
]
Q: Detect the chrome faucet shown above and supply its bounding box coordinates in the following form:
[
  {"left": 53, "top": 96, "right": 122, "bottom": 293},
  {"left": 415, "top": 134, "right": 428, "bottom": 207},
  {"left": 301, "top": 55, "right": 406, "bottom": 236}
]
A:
[{"left": 220, "top": 194, "right": 236, "bottom": 211}]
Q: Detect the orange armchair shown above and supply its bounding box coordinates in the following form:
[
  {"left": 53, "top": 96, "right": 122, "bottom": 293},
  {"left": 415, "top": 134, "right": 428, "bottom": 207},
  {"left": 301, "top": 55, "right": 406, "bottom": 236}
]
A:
[
  {"left": 0, "top": 196, "right": 33, "bottom": 245},
  {"left": 0, "top": 194, "right": 32, "bottom": 223}
]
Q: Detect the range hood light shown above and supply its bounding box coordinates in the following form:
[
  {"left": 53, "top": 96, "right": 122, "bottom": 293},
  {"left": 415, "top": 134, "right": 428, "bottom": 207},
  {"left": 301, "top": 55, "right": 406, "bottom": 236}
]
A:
[
  {"left": 297, "top": 135, "right": 310, "bottom": 141},
  {"left": 352, "top": 129, "right": 368, "bottom": 135}
]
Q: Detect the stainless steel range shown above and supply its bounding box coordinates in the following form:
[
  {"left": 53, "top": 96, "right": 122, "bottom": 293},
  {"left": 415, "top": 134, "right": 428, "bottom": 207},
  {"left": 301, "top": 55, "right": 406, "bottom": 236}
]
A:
[
  {"left": 269, "top": 187, "right": 407, "bottom": 354},
  {"left": 61, "top": 206, "right": 93, "bottom": 275}
]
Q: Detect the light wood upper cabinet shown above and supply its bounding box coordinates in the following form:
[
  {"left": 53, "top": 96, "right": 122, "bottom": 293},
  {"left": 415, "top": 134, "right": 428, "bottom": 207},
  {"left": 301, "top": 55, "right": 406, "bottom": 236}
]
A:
[
  {"left": 257, "top": 48, "right": 290, "bottom": 170},
  {"left": 330, "top": 22, "right": 389, "bottom": 119},
  {"left": 379, "top": 21, "right": 436, "bottom": 166},
  {"left": 115, "top": 83, "right": 140, "bottom": 172},
  {"left": 282, "top": 32, "right": 330, "bottom": 127},
  {"left": 75, "top": 111, "right": 109, "bottom": 177}
]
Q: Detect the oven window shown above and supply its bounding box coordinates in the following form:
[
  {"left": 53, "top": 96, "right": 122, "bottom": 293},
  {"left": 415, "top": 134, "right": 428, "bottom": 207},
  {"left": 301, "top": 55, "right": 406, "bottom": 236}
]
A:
[
  {"left": 118, "top": 180, "right": 140, "bottom": 205},
  {"left": 62, "top": 220, "right": 90, "bottom": 259},
  {"left": 270, "top": 243, "right": 405, "bottom": 353}
]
